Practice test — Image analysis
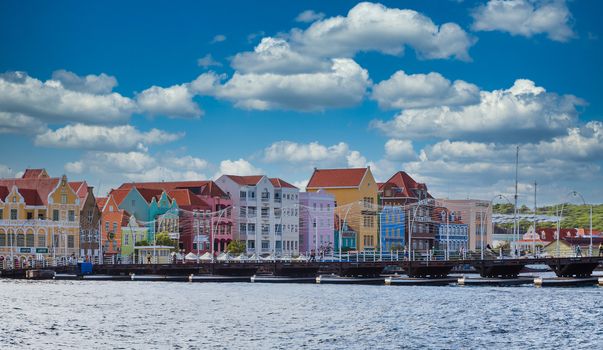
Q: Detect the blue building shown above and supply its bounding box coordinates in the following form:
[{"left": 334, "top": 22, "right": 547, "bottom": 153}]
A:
[
  {"left": 379, "top": 205, "right": 405, "bottom": 251},
  {"left": 334, "top": 218, "right": 357, "bottom": 252},
  {"left": 435, "top": 223, "right": 468, "bottom": 253}
]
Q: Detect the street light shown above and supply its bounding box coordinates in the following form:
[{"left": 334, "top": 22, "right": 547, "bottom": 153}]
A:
[
  {"left": 569, "top": 191, "right": 592, "bottom": 256},
  {"left": 492, "top": 194, "right": 513, "bottom": 259}
]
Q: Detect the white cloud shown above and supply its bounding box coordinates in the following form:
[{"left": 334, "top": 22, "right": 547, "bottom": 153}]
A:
[
  {"left": 216, "top": 158, "right": 262, "bottom": 178},
  {"left": 471, "top": 0, "right": 575, "bottom": 42},
  {"left": 0, "top": 112, "right": 47, "bottom": 134},
  {"left": 290, "top": 2, "right": 475, "bottom": 61},
  {"left": 372, "top": 70, "right": 480, "bottom": 109},
  {"left": 197, "top": 54, "right": 222, "bottom": 68},
  {"left": 0, "top": 71, "right": 136, "bottom": 126},
  {"left": 384, "top": 139, "right": 416, "bottom": 160},
  {"left": 163, "top": 155, "right": 209, "bottom": 171},
  {"left": 231, "top": 37, "right": 330, "bottom": 74},
  {"left": 194, "top": 58, "right": 370, "bottom": 111},
  {"left": 51, "top": 69, "right": 118, "bottom": 94},
  {"left": 0, "top": 164, "right": 16, "bottom": 178},
  {"left": 346, "top": 150, "right": 368, "bottom": 168},
  {"left": 64, "top": 161, "right": 84, "bottom": 174},
  {"left": 34, "top": 123, "right": 183, "bottom": 151},
  {"left": 136, "top": 83, "right": 202, "bottom": 118},
  {"left": 264, "top": 141, "right": 350, "bottom": 163},
  {"left": 295, "top": 10, "right": 325, "bottom": 23},
  {"left": 372, "top": 79, "right": 583, "bottom": 142},
  {"left": 211, "top": 34, "right": 227, "bottom": 43}
]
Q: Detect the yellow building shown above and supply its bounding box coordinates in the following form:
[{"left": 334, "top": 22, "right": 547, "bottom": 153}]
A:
[
  {"left": 0, "top": 169, "right": 81, "bottom": 267},
  {"left": 306, "top": 167, "right": 378, "bottom": 251}
]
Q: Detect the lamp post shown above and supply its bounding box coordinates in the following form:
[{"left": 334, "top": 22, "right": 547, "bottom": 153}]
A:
[
  {"left": 569, "top": 191, "right": 591, "bottom": 256},
  {"left": 491, "top": 194, "right": 513, "bottom": 258},
  {"left": 555, "top": 191, "right": 590, "bottom": 257},
  {"left": 408, "top": 199, "right": 426, "bottom": 262},
  {"left": 337, "top": 204, "right": 352, "bottom": 259}
]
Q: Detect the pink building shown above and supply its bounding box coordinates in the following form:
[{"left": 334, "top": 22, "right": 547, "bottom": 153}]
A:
[{"left": 299, "top": 190, "right": 335, "bottom": 254}]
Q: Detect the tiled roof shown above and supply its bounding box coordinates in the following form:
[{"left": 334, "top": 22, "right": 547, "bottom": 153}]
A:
[
  {"left": 0, "top": 186, "right": 8, "bottom": 201},
  {"left": 136, "top": 188, "right": 165, "bottom": 204},
  {"left": 22, "top": 168, "right": 49, "bottom": 179},
  {"left": 307, "top": 168, "right": 367, "bottom": 188},
  {"left": 120, "top": 210, "right": 131, "bottom": 227},
  {"left": 18, "top": 188, "right": 44, "bottom": 206},
  {"left": 108, "top": 188, "right": 130, "bottom": 206},
  {"left": 270, "top": 178, "right": 298, "bottom": 189},
  {"left": 167, "top": 189, "right": 210, "bottom": 208},
  {"left": 96, "top": 197, "right": 108, "bottom": 211},
  {"left": 225, "top": 175, "right": 264, "bottom": 186},
  {"left": 0, "top": 178, "right": 60, "bottom": 205},
  {"left": 118, "top": 180, "right": 228, "bottom": 198},
  {"left": 380, "top": 171, "right": 431, "bottom": 198}
]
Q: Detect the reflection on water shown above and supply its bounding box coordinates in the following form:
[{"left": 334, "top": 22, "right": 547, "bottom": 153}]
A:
[{"left": 0, "top": 279, "right": 601, "bottom": 349}]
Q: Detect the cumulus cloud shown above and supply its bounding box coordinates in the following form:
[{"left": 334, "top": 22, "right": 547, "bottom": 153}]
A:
[
  {"left": 197, "top": 54, "right": 222, "bottom": 68},
  {"left": 136, "top": 83, "right": 202, "bottom": 118},
  {"left": 64, "top": 161, "right": 85, "bottom": 174},
  {"left": 295, "top": 10, "right": 326, "bottom": 23},
  {"left": 0, "top": 71, "right": 136, "bottom": 126},
  {"left": 384, "top": 139, "right": 416, "bottom": 160},
  {"left": 231, "top": 37, "right": 331, "bottom": 74},
  {"left": 34, "top": 124, "right": 183, "bottom": 151},
  {"left": 372, "top": 70, "right": 480, "bottom": 109},
  {"left": 0, "top": 112, "right": 47, "bottom": 134},
  {"left": 264, "top": 141, "right": 350, "bottom": 163},
  {"left": 216, "top": 159, "right": 262, "bottom": 177},
  {"left": 372, "top": 79, "right": 584, "bottom": 142},
  {"left": 290, "top": 2, "right": 475, "bottom": 60},
  {"left": 471, "top": 0, "right": 575, "bottom": 42},
  {"left": 193, "top": 58, "right": 370, "bottom": 111},
  {"left": 0, "top": 164, "right": 16, "bottom": 178},
  {"left": 51, "top": 69, "right": 118, "bottom": 94}
]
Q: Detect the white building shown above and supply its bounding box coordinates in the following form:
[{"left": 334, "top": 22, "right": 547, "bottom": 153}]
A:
[{"left": 216, "top": 175, "right": 299, "bottom": 256}]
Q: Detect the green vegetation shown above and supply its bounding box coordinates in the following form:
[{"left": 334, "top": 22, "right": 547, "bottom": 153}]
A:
[
  {"left": 135, "top": 240, "right": 149, "bottom": 246},
  {"left": 226, "top": 240, "right": 246, "bottom": 255},
  {"left": 493, "top": 203, "right": 603, "bottom": 231},
  {"left": 155, "top": 232, "right": 178, "bottom": 249}
]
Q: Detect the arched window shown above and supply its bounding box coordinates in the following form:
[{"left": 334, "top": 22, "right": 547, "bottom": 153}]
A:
[{"left": 17, "top": 233, "right": 25, "bottom": 247}]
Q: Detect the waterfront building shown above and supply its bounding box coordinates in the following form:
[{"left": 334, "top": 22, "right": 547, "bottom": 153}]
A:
[
  {"left": 148, "top": 191, "right": 180, "bottom": 241},
  {"left": 378, "top": 171, "right": 435, "bottom": 252},
  {"left": 69, "top": 182, "right": 101, "bottom": 262},
  {"left": 299, "top": 190, "right": 335, "bottom": 254},
  {"left": 379, "top": 205, "right": 405, "bottom": 252},
  {"left": 0, "top": 169, "right": 81, "bottom": 266},
  {"left": 134, "top": 245, "right": 173, "bottom": 264},
  {"left": 97, "top": 194, "right": 130, "bottom": 261},
  {"left": 334, "top": 214, "right": 357, "bottom": 252},
  {"left": 216, "top": 175, "right": 299, "bottom": 256},
  {"left": 436, "top": 199, "right": 493, "bottom": 251},
  {"left": 434, "top": 209, "right": 468, "bottom": 254},
  {"left": 118, "top": 181, "right": 233, "bottom": 254},
  {"left": 307, "top": 167, "right": 378, "bottom": 251},
  {"left": 120, "top": 215, "right": 148, "bottom": 263}
]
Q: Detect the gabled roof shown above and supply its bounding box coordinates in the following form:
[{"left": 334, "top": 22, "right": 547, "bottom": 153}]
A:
[
  {"left": 167, "top": 189, "right": 210, "bottom": 207},
  {"left": 96, "top": 197, "right": 108, "bottom": 211},
  {"left": 224, "top": 175, "right": 265, "bottom": 186},
  {"left": 118, "top": 180, "right": 228, "bottom": 198},
  {"left": 379, "top": 171, "right": 431, "bottom": 199},
  {"left": 22, "top": 168, "right": 49, "bottom": 179},
  {"left": 269, "top": 178, "right": 297, "bottom": 189},
  {"left": 307, "top": 168, "right": 368, "bottom": 188},
  {"left": 108, "top": 188, "right": 130, "bottom": 206},
  {"left": 136, "top": 188, "right": 165, "bottom": 204},
  {"left": 18, "top": 188, "right": 44, "bottom": 206},
  {"left": 0, "top": 178, "right": 60, "bottom": 205}
]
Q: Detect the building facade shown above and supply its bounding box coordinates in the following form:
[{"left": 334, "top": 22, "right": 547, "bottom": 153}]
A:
[
  {"left": 379, "top": 205, "right": 405, "bottom": 252},
  {"left": 434, "top": 210, "right": 469, "bottom": 254},
  {"left": 70, "top": 182, "right": 101, "bottom": 262},
  {"left": 307, "top": 167, "right": 378, "bottom": 252},
  {"left": 0, "top": 170, "right": 81, "bottom": 267},
  {"left": 299, "top": 190, "right": 335, "bottom": 254},
  {"left": 120, "top": 215, "right": 148, "bottom": 263},
  {"left": 98, "top": 195, "right": 129, "bottom": 260},
  {"left": 436, "top": 199, "right": 493, "bottom": 251},
  {"left": 334, "top": 215, "right": 357, "bottom": 252},
  {"left": 216, "top": 175, "right": 299, "bottom": 256}
]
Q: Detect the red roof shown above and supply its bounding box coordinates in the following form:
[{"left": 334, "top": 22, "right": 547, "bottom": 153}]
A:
[
  {"left": 136, "top": 188, "right": 165, "bottom": 203},
  {"left": 379, "top": 171, "right": 431, "bottom": 199},
  {"left": 21, "top": 168, "right": 49, "bottom": 179},
  {"left": 0, "top": 178, "right": 59, "bottom": 205},
  {"left": 225, "top": 175, "right": 265, "bottom": 186},
  {"left": 118, "top": 180, "right": 228, "bottom": 198},
  {"left": 307, "top": 168, "right": 368, "bottom": 188},
  {"left": 96, "top": 197, "right": 108, "bottom": 211},
  {"left": 270, "top": 178, "right": 297, "bottom": 189},
  {"left": 0, "top": 186, "right": 8, "bottom": 201},
  {"left": 108, "top": 189, "right": 130, "bottom": 206},
  {"left": 167, "top": 189, "right": 210, "bottom": 208},
  {"left": 18, "top": 188, "right": 44, "bottom": 206}
]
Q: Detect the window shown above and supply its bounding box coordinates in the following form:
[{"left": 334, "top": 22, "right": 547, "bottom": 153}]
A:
[
  {"left": 67, "top": 235, "right": 75, "bottom": 248},
  {"left": 247, "top": 240, "right": 255, "bottom": 249},
  {"left": 0, "top": 233, "right": 6, "bottom": 246},
  {"left": 68, "top": 210, "right": 75, "bottom": 222},
  {"left": 105, "top": 221, "right": 109, "bottom": 232},
  {"left": 239, "top": 223, "right": 247, "bottom": 234},
  {"left": 248, "top": 223, "right": 256, "bottom": 233},
  {"left": 249, "top": 191, "right": 255, "bottom": 199},
  {"left": 248, "top": 207, "right": 256, "bottom": 217},
  {"left": 53, "top": 210, "right": 60, "bottom": 221},
  {"left": 261, "top": 240, "right": 270, "bottom": 249},
  {"left": 61, "top": 194, "right": 67, "bottom": 204},
  {"left": 17, "top": 233, "right": 25, "bottom": 246},
  {"left": 261, "top": 207, "right": 269, "bottom": 218},
  {"left": 112, "top": 222, "right": 117, "bottom": 232},
  {"left": 26, "top": 234, "right": 34, "bottom": 247},
  {"left": 38, "top": 234, "right": 46, "bottom": 246},
  {"left": 0, "top": 209, "right": 3, "bottom": 219},
  {"left": 240, "top": 206, "right": 247, "bottom": 218},
  {"left": 10, "top": 209, "right": 17, "bottom": 220},
  {"left": 261, "top": 224, "right": 269, "bottom": 235},
  {"left": 124, "top": 233, "right": 129, "bottom": 245},
  {"left": 131, "top": 200, "right": 136, "bottom": 207},
  {"left": 27, "top": 212, "right": 33, "bottom": 220},
  {"left": 240, "top": 191, "right": 247, "bottom": 199}
]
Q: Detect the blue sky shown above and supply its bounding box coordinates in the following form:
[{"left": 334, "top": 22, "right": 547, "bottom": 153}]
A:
[{"left": 0, "top": 0, "right": 602, "bottom": 204}]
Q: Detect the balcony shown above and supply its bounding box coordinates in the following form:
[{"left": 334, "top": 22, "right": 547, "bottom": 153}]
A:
[
  {"left": 0, "top": 219, "right": 79, "bottom": 228},
  {"left": 261, "top": 195, "right": 270, "bottom": 202}
]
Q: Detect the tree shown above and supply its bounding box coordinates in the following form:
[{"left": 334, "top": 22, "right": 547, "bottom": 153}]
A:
[
  {"left": 136, "top": 240, "right": 149, "bottom": 247},
  {"left": 226, "top": 240, "right": 246, "bottom": 255},
  {"left": 155, "top": 232, "right": 177, "bottom": 249}
]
